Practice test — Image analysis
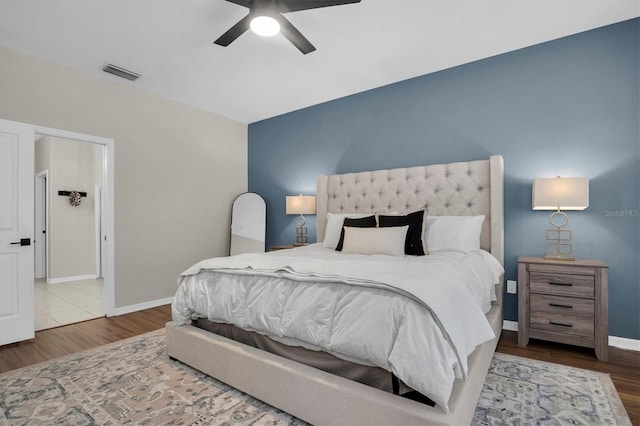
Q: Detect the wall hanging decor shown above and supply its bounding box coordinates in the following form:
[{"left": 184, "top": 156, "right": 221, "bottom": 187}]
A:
[{"left": 58, "top": 190, "right": 87, "bottom": 207}]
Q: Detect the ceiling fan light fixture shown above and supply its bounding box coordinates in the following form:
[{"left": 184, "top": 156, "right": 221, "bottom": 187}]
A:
[
  {"left": 250, "top": 15, "right": 280, "bottom": 37},
  {"left": 214, "top": 0, "right": 361, "bottom": 53}
]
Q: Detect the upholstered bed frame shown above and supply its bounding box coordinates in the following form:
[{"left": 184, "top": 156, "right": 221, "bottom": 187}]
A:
[{"left": 166, "top": 155, "right": 504, "bottom": 425}]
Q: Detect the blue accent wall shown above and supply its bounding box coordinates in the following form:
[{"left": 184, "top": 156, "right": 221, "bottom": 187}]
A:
[{"left": 249, "top": 19, "right": 640, "bottom": 340}]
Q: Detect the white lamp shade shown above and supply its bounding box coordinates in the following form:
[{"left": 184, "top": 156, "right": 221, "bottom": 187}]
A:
[
  {"left": 286, "top": 195, "right": 317, "bottom": 215},
  {"left": 532, "top": 177, "right": 589, "bottom": 210}
]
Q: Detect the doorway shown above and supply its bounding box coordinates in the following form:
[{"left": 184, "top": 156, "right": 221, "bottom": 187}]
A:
[
  {"left": 1, "top": 120, "right": 115, "bottom": 345},
  {"left": 34, "top": 125, "right": 115, "bottom": 323},
  {"left": 33, "top": 136, "right": 108, "bottom": 330}
]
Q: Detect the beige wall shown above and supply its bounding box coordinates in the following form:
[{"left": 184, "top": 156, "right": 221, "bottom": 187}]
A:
[{"left": 0, "top": 46, "right": 248, "bottom": 308}]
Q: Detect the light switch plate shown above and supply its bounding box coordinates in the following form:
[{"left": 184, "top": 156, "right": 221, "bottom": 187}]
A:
[{"left": 507, "top": 280, "right": 517, "bottom": 294}]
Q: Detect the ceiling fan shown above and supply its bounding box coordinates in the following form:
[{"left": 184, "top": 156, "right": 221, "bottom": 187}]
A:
[{"left": 214, "top": 0, "right": 361, "bottom": 54}]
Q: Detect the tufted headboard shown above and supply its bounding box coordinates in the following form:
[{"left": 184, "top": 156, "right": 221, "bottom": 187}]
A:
[{"left": 316, "top": 155, "right": 504, "bottom": 265}]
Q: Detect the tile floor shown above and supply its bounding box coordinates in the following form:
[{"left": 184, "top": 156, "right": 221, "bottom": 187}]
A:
[{"left": 34, "top": 278, "right": 104, "bottom": 331}]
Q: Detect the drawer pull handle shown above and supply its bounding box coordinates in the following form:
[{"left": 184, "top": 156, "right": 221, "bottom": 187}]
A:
[
  {"left": 550, "top": 320, "right": 573, "bottom": 327},
  {"left": 549, "top": 303, "right": 573, "bottom": 309},
  {"left": 549, "top": 281, "right": 573, "bottom": 287}
]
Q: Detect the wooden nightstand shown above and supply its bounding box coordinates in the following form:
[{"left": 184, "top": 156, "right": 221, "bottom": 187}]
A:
[
  {"left": 518, "top": 256, "right": 609, "bottom": 361},
  {"left": 269, "top": 245, "right": 296, "bottom": 251}
]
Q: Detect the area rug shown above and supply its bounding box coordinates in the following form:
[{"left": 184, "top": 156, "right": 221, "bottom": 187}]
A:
[
  {"left": 474, "top": 353, "right": 631, "bottom": 425},
  {"left": 0, "top": 330, "right": 631, "bottom": 425}
]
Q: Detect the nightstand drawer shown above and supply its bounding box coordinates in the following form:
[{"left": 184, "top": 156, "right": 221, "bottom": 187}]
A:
[
  {"left": 530, "top": 311, "right": 594, "bottom": 337},
  {"left": 530, "top": 272, "right": 594, "bottom": 297},
  {"left": 530, "top": 294, "right": 594, "bottom": 317}
]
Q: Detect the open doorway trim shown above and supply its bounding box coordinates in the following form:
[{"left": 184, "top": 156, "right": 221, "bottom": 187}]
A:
[
  {"left": 95, "top": 184, "right": 104, "bottom": 279},
  {"left": 34, "top": 170, "right": 48, "bottom": 279},
  {"left": 34, "top": 125, "right": 115, "bottom": 317}
]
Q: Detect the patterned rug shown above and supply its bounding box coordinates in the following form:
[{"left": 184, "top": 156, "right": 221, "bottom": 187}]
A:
[
  {"left": 474, "top": 353, "right": 631, "bottom": 426},
  {"left": 0, "top": 329, "right": 631, "bottom": 425}
]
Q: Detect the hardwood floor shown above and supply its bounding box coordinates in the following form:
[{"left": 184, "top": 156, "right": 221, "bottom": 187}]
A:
[
  {"left": 0, "top": 305, "right": 171, "bottom": 373},
  {"left": 1, "top": 307, "right": 638, "bottom": 425}
]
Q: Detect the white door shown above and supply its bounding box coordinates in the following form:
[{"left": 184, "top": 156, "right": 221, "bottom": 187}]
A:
[{"left": 0, "top": 119, "right": 35, "bottom": 345}]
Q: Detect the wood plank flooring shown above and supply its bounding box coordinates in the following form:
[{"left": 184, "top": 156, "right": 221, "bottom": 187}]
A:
[
  {"left": 0, "top": 305, "right": 171, "bottom": 373},
  {"left": 0, "top": 305, "right": 638, "bottom": 425}
]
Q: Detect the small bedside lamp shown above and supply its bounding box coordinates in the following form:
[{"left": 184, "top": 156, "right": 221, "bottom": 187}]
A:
[
  {"left": 532, "top": 176, "right": 589, "bottom": 261},
  {"left": 286, "top": 194, "right": 316, "bottom": 245}
]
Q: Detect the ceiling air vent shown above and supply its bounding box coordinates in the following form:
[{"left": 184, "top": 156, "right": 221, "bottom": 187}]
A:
[{"left": 102, "top": 64, "right": 140, "bottom": 81}]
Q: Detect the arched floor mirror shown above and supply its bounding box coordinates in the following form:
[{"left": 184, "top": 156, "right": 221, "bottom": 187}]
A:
[{"left": 230, "top": 192, "right": 266, "bottom": 255}]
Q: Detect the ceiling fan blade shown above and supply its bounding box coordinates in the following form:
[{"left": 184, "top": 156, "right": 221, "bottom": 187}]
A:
[
  {"left": 223, "top": 0, "right": 251, "bottom": 7},
  {"left": 279, "top": 0, "right": 361, "bottom": 13},
  {"left": 214, "top": 14, "right": 251, "bottom": 46},
  {"left": 276, "top": 14, "right": 315, "bottom": 54}
]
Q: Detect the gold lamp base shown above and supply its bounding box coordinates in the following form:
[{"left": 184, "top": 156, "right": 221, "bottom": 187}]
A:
[
  {"left": 295, "top": 217, "right": 308, "bottom": 245},
  {"left": 544, "top": 211, "right": 575, "bottom": 261}
]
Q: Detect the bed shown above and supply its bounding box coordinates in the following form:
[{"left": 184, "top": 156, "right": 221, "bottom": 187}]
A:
[{"left": 166, "top": 155, "right": 504, "bottom": 425}]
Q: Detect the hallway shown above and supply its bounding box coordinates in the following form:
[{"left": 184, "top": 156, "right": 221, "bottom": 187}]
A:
[{"left": 34, "top": 278, "right": 104, "bottom": 331}]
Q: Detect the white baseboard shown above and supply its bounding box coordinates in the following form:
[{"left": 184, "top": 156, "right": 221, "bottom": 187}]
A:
[
  {"left": 113, "top": 296, "right": 174, "bottom": 317},
  {"left": 609, "top": 335, "right": 640, "bottom": 352},
  {"left": 502, "top": 320, "right": 639, "bottom": 352},
  {"left": 502, "top": 320, "right": 518, "bottom": 331},
  {"left": 47, "top": 274, "right": 99, "bottom": 284}
]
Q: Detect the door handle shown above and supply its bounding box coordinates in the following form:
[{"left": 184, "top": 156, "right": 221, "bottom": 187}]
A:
[{"left": 10, "top": 238, "right": 31, "bottom": 246}]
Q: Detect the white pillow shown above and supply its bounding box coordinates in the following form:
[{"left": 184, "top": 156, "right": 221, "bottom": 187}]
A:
[
  {"left": 322, "top": 213, "right": 371, "bottom": 249},
  {"left": 425, "top": 215, "right": 485, "bottom": 254},
  {"left": 341, "top": 226, "right": 408, "bottom": 257}
]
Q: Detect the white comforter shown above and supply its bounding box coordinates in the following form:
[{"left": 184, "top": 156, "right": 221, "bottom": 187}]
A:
[{"left": 172, "top": 244, "right": 503, "bottom": 411}]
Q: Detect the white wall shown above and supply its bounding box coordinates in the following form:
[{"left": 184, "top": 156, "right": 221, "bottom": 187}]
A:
[{"left": 0, "top": 46, "right": 248, "bottom": 308}]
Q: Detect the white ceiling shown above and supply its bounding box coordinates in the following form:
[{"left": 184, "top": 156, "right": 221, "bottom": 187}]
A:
[{"left": 0, "top": 1, "right": 638, "bottom": 124}]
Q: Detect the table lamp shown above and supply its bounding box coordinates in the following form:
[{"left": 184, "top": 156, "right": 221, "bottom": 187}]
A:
[
  {"left": 532, "top": 176, "right": 589, "bottom": 260},
  {"left": 286, "top": 194, "right": 316, "bottom": 245}
]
